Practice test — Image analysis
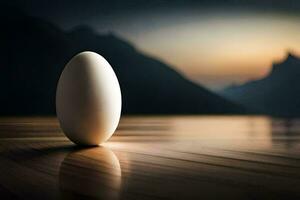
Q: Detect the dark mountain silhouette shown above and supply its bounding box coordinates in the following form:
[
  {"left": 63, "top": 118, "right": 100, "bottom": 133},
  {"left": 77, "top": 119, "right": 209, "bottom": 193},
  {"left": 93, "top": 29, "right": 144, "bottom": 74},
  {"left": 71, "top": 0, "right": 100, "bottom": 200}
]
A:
[
  {"left": 0, "top": 7, "right": 243, "bottom": 115},
  {"left": 222, "top": 53, "right": 300, "bottom": 117}
]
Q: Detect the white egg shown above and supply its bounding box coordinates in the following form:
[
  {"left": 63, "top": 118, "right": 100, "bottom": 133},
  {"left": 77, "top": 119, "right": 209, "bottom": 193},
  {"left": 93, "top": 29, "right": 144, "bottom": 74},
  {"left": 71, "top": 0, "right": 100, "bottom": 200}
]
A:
[{"left": 56, "top": 51, "right": 122, "bottom": 145}]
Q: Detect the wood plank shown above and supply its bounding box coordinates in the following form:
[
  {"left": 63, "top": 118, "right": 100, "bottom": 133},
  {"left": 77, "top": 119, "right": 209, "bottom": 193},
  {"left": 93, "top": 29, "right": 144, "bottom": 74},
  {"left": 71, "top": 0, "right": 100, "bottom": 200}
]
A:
[{"left": 0, "top": 116, "right": 300, "bottom": 199}]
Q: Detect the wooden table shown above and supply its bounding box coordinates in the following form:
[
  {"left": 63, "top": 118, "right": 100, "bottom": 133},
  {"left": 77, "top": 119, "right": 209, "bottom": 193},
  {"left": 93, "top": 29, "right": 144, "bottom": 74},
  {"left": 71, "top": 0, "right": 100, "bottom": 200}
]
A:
[{"left": 0, "top": 116, "right": 300, "bottom": 200}]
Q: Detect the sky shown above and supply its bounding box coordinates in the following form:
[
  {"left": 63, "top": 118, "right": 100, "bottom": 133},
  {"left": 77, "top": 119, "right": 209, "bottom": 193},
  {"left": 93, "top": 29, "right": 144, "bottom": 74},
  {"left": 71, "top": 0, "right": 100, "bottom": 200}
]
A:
[{"left": 7, "top": 0, "right": 300, "bottom": 89}]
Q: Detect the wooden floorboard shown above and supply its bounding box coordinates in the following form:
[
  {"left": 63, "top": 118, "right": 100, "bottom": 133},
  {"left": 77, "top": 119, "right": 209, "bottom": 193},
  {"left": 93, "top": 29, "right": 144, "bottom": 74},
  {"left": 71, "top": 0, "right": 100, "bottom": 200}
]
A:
[{"left": 0, "top": 116, "right": 300, "bottom": 199}]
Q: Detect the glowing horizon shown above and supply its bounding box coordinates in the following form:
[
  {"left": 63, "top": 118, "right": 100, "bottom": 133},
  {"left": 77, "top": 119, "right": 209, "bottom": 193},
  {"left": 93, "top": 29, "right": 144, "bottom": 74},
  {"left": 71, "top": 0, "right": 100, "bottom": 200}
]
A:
[{"left": 101, "top": 9, "right": 300, "bottom": 89}]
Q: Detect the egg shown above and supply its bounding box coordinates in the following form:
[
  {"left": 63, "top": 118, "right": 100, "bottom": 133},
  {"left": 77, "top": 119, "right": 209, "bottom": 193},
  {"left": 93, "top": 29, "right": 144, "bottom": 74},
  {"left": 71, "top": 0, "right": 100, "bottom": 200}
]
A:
[{"left": 56, "top": 51, "right": 122, "bottom": 145}]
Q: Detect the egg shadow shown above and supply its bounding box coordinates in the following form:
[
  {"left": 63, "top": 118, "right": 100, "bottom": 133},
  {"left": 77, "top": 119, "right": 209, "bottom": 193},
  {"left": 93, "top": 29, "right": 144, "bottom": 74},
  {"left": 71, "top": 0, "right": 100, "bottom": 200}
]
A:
[{"left": 59, "top": 146, "right": 122, "bottom": 200}]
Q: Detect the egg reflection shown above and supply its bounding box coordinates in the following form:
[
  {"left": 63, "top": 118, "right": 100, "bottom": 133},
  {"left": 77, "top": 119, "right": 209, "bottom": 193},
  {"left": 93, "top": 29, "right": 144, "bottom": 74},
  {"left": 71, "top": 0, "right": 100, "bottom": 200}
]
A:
[{"left": 59, "top": 146, "right": 121, "bottom": 200}]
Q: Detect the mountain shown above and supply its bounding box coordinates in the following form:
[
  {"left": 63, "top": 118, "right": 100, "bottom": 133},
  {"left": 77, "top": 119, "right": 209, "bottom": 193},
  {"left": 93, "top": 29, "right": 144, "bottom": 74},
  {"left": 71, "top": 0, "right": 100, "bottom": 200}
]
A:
[
  {"left": 0, "top": 7, "right": 243, "bottom": 115},
  {"left": 222, "top": 53, "right": 300, "bottom": 117}
]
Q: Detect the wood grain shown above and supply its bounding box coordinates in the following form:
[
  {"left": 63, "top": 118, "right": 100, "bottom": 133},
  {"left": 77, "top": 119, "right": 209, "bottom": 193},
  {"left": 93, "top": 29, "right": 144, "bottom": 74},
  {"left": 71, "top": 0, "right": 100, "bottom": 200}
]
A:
[{"left": 0, "top": 116, "right": 300, "bottom": 199}]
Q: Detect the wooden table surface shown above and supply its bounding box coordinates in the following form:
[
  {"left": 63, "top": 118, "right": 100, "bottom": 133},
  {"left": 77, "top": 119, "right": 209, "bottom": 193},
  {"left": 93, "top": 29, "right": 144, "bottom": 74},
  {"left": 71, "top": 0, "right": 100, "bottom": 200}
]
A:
[{"left": 0, "top": 116, "right": 300, "bottom": 200}]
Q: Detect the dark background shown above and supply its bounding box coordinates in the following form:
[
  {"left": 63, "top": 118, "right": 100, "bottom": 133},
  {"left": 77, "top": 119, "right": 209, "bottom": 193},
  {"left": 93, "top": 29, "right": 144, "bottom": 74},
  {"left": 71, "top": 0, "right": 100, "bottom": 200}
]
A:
[{"left": 1, "top": 0, "right": 300, "bottom": 117}]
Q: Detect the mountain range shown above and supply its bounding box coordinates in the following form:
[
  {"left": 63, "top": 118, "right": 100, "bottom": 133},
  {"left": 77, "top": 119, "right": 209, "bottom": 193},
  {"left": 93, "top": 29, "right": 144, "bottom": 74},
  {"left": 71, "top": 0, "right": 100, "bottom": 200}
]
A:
[
  {"left": 0, "top": 7, "right": 243, "bottom": 115},
  {"left": 222, "top": 53, "right": 300, "bottom": 117}
]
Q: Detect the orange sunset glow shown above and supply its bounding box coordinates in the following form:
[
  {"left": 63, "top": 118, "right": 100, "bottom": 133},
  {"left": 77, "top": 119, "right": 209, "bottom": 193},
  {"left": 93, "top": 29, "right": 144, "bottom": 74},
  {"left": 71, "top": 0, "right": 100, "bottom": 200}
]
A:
[{"left": 113, "top": 10, "right": 300, "bottom": 89}]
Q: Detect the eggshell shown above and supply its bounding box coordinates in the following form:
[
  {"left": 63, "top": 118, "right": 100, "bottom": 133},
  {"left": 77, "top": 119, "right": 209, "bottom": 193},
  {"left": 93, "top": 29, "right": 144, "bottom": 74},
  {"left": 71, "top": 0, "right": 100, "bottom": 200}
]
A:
[{"left": 56, "top": 51, "right": 121, "bottom": 145}]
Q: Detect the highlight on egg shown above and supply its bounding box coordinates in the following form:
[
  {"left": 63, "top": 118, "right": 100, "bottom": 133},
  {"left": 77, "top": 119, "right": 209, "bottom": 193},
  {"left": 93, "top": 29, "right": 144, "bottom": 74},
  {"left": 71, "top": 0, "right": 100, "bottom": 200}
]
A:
[{"left": 56, "top": 51, "right": 122, "bottom": 145}]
